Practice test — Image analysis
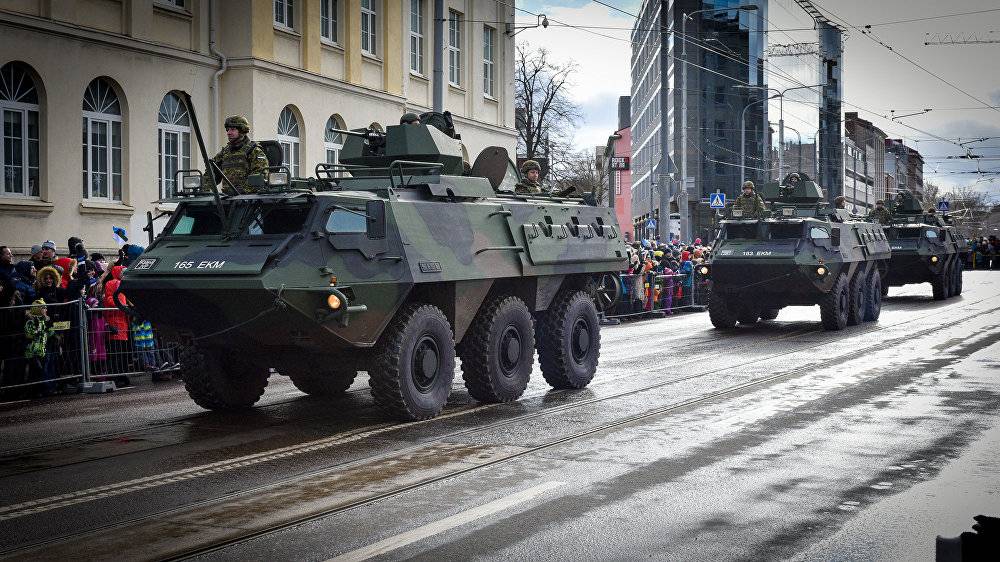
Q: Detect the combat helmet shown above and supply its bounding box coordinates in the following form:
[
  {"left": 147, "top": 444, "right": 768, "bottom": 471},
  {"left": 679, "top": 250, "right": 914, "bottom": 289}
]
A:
[
  {"left": 224, "top": 115, "right": 250, "bottom": 134},
  {"left": 521, "top": 160, "right": 541, "bottom": 174}
]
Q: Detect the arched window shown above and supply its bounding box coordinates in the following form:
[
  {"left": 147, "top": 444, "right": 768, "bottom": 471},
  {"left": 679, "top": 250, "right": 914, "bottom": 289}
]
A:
[
  {"left": 157, "top": 93, "right": 190, "bottom": 199},
  {"left": 1, "top": 62, "right": 40, "bottom": 197},
  {"left": 82, "top": 78, "right": 123, "bottom": 201},
  {"left": 324, "top": 115, "right": 345, "bottom": 165},
  {"left": 277, "top": 106, "right": 300, "bottom": 177}
]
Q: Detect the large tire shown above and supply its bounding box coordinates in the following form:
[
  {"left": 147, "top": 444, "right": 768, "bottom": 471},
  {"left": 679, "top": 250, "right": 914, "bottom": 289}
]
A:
[
  {"left": 288, "top": 368, "right": 357, "bottom": 396},
  {"left": 864, "top": 270, "right": 882, "bottom": 322},
  {"left": 369, "top": 304, "right": 455, "bottom": 421},
  {"left": 760, "top": 308, "right": 780, "bottom": 321},
  {"left": 931, "top": 270, "right": 948, "bottom": 301},
  {"left": 737, "top": 308, "right": 760, "bottom": 325},
  {"left": 953, "top": 259, "right": 964, "bottom": 296},
  {"left": 820, "top": 274, "right": 850, "bottom": 331},
  {"left": 847, "top": 270, "right": 867, "bottom": 326},
  {"left": 536, "top": 290, "right": 600, "bottom": 390},
  {"left": 179, "top": 345, "right": 269, "bottom": 410},
  {"left": 709, "top": 292, "right": 739, "bottom": 329},
  {"left": 459, "top": 296, "right": 535, "bottom": 403}
]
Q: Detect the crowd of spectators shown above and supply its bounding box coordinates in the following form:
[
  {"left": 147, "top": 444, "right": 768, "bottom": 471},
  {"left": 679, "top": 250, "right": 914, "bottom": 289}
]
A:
[
  {"left": 617, "top": 238, "right": 713, "bottom": 315},
  {"left": 0, "top": 238, "right": 174, "bottom": 398},
  {"left": 968, "top": 236, "right": 999, "bottom": 270}
]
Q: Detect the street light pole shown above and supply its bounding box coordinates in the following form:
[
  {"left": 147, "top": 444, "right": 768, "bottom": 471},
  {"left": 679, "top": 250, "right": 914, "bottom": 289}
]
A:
[
  {"left": 740, "top": 95, "right": 775, "bottom": 186},
  {"left": 738, "top": 83, "right": 823, "bottom": 182}
]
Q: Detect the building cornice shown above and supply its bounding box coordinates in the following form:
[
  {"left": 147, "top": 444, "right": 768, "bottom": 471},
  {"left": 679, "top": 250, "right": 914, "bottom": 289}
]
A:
[{"left": 0, "top": 10, "right": 218, "bottom": 69}]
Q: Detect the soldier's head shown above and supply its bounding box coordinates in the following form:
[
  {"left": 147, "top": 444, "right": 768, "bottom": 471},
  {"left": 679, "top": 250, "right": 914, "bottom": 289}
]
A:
[
  {"left": 834, "top": 195, "right": 847, "bottom": 209},
  {"left": 521, "top": 160, "right": 541, "bottom": 183},
  {"left": 224, "top": 115, "right": 250, "bottom": 141},
  {"left": 788, "top": 173, "right": 800, "bottom": 185},
  {"left": 400, "top": 112, "right": 420, "bottom": 125},
  {"left": 742, "top": 180, "right": 755, "bottom": 195},
  {"left": 875, "top": 199, "right": 885, "bottom": 208}
]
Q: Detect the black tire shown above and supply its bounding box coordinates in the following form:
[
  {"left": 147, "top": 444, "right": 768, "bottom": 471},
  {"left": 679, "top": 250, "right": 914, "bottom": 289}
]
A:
[
  {"left": 536, "top": 290, "right": 600, "bottom": 390},
  {"left": 864, "top": 270, "right": 882, "bottom": 322},
  {"left": 953, "top": 259, "right": 964, "bottom": 296},
  {"left": 760, "top": 308, "right": 780, "bottom": 321},
  {"left": 820, "top": 274, "right": 850, "bottom": 331},
  {"left": 179, "top": 345, "right": 269, "bottom": 410},
  {"left": 709, "top": 292, "right": 739, "bottom": 329},
  {"left": 737, "top": 308, "right": 760, "bottom": 325},
  {"left": 369, "top": 304, "right": 455, "bottom": 421},
  {"left": 881, "top": 279, "right": 889, "bottom": 298},
  {"left": 288, "top": 369, "right": 357, "bottom": 396},
  {"left": 931, "top": 270, "right": 948, "bottom": 301},
  {"left": 847, "top": 270, "right": 867, "bottom": 326},
  {"left": 459, "top": 296, "right": 535, "bottom": 403}
]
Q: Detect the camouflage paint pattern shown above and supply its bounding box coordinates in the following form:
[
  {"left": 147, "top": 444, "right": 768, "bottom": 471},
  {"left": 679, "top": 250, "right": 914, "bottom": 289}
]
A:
[{"left": 883, "top": 191, "right": 968, "bottom": 288}]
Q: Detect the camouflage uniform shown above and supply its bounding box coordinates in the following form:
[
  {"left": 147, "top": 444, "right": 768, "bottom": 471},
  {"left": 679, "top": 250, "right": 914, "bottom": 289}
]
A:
[
  {"left": 515, "top": 160, "right": 542, "bottom": 195},
  {"left": 868, "top": 206, "right": 892, "bottom": 225},
  {"left": 732, "top": 192, "right": 766, "bottom": 218},
  {"left": 212, "top": 116, "right": 269, "bottom": 194}
]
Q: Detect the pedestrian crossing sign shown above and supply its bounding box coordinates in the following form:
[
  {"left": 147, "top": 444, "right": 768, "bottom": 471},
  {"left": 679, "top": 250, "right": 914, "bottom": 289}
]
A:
[
  {"left": 937, "top": 200, "right": 949, "bottom": 212},
  {"left": 709, "top": 192, "right": 726, "bottom": 209}
]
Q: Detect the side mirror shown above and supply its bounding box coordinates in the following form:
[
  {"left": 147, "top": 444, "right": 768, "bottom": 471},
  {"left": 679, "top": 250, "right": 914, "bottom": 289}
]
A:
[
  {"left": 366, "top": 200, "right": 386, "bottom": 239},
  {"left": 831, "top": 229, "right": 841, "bottom": 247}
]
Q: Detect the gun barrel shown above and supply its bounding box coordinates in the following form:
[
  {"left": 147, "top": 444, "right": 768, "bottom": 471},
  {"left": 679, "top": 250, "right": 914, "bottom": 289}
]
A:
[{"left": 329, "top": 127, "right": 383, "bottom": 138}]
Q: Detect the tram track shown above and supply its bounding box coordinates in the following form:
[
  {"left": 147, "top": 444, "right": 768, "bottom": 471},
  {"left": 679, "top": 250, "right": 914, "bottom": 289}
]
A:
[{"left": 3, "top": 295, "right": 996, "bottom": 559}]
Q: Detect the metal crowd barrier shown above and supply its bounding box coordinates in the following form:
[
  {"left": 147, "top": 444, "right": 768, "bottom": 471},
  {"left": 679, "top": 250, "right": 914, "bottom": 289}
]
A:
[
  {"left": 0, "top": 299, "right": 179, "bottom": 397},
  {"left": 606, "top": 270, "right": 709, "bottom": 321}
]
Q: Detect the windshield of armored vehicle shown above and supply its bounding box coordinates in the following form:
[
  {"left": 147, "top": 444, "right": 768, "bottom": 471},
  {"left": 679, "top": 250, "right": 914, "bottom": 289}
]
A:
[
  {"left": 768, "top": 223, "right": 803, "bottom": 239},
  {"left": 722, "top": 223, "right": 759, "bottom": 239},
  {"left": 890, "top": 227, "right": 921, "bottom": 239},
  {"left": 165, "top": 201, "right": 312, "bottom": 237}
]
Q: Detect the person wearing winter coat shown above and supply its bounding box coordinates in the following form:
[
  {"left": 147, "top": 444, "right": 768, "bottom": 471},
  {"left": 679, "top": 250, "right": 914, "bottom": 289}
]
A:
[
  {"left": 24, "top": 299, "right": 56, "bottom": 395},
  {"left": 103, "top": 266, "right": 130, "bottom": 373}
]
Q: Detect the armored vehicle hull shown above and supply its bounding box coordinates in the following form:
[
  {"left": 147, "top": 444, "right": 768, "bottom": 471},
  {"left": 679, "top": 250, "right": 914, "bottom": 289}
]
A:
[
  {"left": 119, "top": 103, "right": 626, "bottom": 421},
  {"left": 882, "top": 198, "right": 967, "bottom": 300},
  {"left": 705, "top": 174, "right": 890, "bottom": 331}
]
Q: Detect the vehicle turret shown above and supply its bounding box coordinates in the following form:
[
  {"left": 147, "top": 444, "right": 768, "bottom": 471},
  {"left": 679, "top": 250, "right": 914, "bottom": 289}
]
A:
[{"left": 336, "top": 120, "right": 465, "bottom": 177}]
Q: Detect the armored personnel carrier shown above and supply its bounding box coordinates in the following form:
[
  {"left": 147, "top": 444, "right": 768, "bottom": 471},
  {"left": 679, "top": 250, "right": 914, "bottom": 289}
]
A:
[
  {"left": 118, "top": 94, "right": 627, "bottom": 420},
  {"left": 704, "top": 173, "right": 891, "bottom": 331},
  {"left": 882, "top": 191, "right": 968, "bottom": 300}
]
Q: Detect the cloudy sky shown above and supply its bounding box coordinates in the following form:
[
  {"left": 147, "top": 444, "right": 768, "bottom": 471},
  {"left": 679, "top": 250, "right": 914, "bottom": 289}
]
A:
[{"left": 513, "top": 0, "right": 1000, "bottom": 200}]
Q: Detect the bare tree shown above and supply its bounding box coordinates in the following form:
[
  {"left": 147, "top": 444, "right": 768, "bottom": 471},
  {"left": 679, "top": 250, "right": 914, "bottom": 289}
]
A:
[
  {"left": 515, "top": 42, "right": 582, "bottom": 179},
  {"left": 553, "top": 148, "right": 609, "bottom": 202},
  {"left": 943, "top": 184, "right": 993, "bottom": 237}
]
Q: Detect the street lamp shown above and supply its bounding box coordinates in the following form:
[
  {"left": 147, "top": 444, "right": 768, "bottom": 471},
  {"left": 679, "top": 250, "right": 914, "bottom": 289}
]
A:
[
  {"left": 740, "top": 94, "right": 777, "bottom": 186},
  {"left": 681, "top": 4, "right": 758, "bottom": 242},
  {"left": 736, "top": 83, "right": 824, "bottom": 181}
]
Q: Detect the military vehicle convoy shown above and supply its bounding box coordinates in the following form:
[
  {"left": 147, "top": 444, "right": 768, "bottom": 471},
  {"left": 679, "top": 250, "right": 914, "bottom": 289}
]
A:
[
  {"left": 882, "top": 191, "right": 967, "bottom": 300},
  {"left": 704, "top": 173, "right": 891, "bottom": 331},
  {"left": 118, "top": 93, "right": 627, "bottom": 420}
]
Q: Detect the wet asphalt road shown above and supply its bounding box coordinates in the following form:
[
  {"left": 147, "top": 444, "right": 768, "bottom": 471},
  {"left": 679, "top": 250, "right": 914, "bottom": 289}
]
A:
[{"left": 0, "top": 272, "right": 997, "bottom": 561}]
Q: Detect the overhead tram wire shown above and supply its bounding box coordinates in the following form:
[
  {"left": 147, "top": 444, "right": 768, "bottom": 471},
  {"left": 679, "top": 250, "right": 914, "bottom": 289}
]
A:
[
  {"left": 811, "top": 0, "right": 1000, "bottom": 117},
  {"left": 863, "top": 8, "right": 1000, "bottom": 27}
]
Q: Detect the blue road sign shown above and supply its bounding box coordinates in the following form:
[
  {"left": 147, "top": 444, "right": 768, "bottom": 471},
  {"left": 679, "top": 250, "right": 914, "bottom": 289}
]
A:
[
  {"left": 937, "top": 200, "right": 949, "bottom": 212},
  {"left": 709, "top": 192, "right": 726, "bottom": 209},
  {"left": 645, "top": 219, "right": 657, "bottom": 229}
]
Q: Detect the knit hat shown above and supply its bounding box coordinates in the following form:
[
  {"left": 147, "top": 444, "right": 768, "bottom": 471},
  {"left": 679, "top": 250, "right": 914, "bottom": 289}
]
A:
[
  {"left": 41, "top": 240, "right": 56, "bottom": 251},
  {"left": 30, "top": 245, "right": 42, "bottom": 255}
]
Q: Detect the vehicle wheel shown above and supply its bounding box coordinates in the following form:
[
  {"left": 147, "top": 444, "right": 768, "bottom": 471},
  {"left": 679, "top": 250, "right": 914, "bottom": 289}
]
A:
[
  {"left": 536, "top": 290, "right": 600, "bottom": 390},
  {"left": 369, "top": 304, "right": 456, "bottom": 421},
  {"left": 709, "top": 292, "right": 739, "bottom": 329},
  {"left": 953, "top": 260, "right": 964, "bottom": 296},
  {"left": 760, "top": 308, "right": 780, "bottom": 321},
  {"left": 931, "top": 270, "right": 948, "bottom": 301},
  {"left": 864, "top": 270, "right": 882, "bottom": 322},
  {"left": 179, "top": 345, "right": 269, "bottom": 410},
  {"left": 847, "top": 270, "right": 868, "bottom": 326},
  {"left": 820, "top": 274, "right": 850, "bottom": 331},
  {"left": 592, "top": 273, "right": 622, "bottom": 314},
  {"left": 459, "top": 296, "right": 535, "bottom": 403},
  {"left": 737, "top": 307, "right": 760, "bottom": 325},
  {"left": 286, "top": 365, "right": 357, "bottom": 397},
  {"left": 881, "top": 279, "right": 889, "bottom": 298}
]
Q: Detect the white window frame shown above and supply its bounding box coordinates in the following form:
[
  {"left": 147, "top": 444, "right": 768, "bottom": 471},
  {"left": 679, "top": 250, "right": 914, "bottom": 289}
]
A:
[
  {"left": 155, "top": 0, "right": 186, "bottom": 9},
  {"left": 409, "top": 0, "right": 425, "bottom": 75},
  {"left": 324, "top": 117, "right": 344, "bottom": 165},
  {"left": 483, "top": 25, "right": 495, "bottom": 98},
  {"left": 82, "top": 111, "right": 123, "bottom": 202},
  {"left": 448, "top": 10, "right": 462, "bottom": 86},
  {"left": 1, "top": 102, "right": 40, "bottom": 199},
  {"left": 320, "top": 0, "right": 338, "bottom": 44},
  {"left": 274, "top": 0, "right": 294, "bottom": 32},
  {"left": 277, "top": 108, "right": 300, "bottom": 178},
  {"left": 361, "top": 0, "right": 378, "bottom": 57},
  {"left": 158, "top": 124, "right": 190, "bottom": 200}
]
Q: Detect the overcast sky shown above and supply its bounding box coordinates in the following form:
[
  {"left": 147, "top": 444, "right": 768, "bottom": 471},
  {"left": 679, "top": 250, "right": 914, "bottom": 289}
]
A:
[{"left": 514, "top": 0, "right": 1000, "bottom": 201}]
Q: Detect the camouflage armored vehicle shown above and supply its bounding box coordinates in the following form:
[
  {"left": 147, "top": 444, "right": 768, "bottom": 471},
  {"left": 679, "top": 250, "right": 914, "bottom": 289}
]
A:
[
  {"left": 118, "top": 94, "right": 627, "bottom": 421},
  {"left": 704, "top": 173, "right": 891, "bottom": 331},
  {"left": 882, "top": 191, "right": 968, "bottom": 300}
]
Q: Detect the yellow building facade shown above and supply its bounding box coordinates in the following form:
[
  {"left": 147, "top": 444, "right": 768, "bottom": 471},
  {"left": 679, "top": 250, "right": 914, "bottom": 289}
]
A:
[{"left": 0, "top": 0, "right": 516, "bottom": 254}]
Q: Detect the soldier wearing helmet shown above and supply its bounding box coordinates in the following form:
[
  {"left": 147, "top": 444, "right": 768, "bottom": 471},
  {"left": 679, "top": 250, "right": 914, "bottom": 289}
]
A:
[
  {"left": 399, "top": 112, "right": 421, "bottom": 125},
  {"left": 210, "top": 115, "right": 269, "bottom": 194},
  {"left": 731, "top": 180, "right": 765, "bottom": 218},
  {"left": 515, "top": 160, "right": 542, "bottom": 195}
]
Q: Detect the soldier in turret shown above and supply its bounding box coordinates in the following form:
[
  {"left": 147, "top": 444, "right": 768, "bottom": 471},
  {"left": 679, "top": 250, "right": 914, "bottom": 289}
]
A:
[
  {"left": 400, "top": 112, "right": 421, "bottom": 125},
  {"left": 211, "top": 115, "right": 269, "bottom": 194},
  {"left": 515, "top": 160, "right": 543, "bottom": 194},
  {"left": 732, "top": 180, "right": 765, "bottom": 218},
  {"left": 867, "top": 199, "right": 892, "bottom": 225}
]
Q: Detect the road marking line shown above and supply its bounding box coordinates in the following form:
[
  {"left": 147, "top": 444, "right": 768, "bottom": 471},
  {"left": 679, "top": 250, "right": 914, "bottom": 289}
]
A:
[{"left": 326, "top": 481, "right": 565, "bottom": 562}]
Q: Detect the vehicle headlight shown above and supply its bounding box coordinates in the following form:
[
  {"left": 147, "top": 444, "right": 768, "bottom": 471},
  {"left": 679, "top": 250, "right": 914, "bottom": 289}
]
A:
[
  {"left": 327, "top": 293, "right": 342, "bottom": 310},
  {"left": 268, "top": 171, "right": 289, "bottom": 186},
  {"left": 181, "top": 174, "right": 202, "bottom": 191},
  {"left": 699, "top": 266, "right": 709, "bottom": 275},
  {"left": 816, "top": 266, "right": 827, "bottom": 276},
  {"left": 930, "top": 255, "right": 938, "bottom": 263}
]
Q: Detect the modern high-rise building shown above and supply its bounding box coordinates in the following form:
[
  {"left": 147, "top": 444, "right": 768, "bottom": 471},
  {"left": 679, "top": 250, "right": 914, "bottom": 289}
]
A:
[
  {"left": 629, "top": 0, "right": 767, "bottom": 243},
  {"left": 0, "top": 1, "right": 515, "bottom": 255}
]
